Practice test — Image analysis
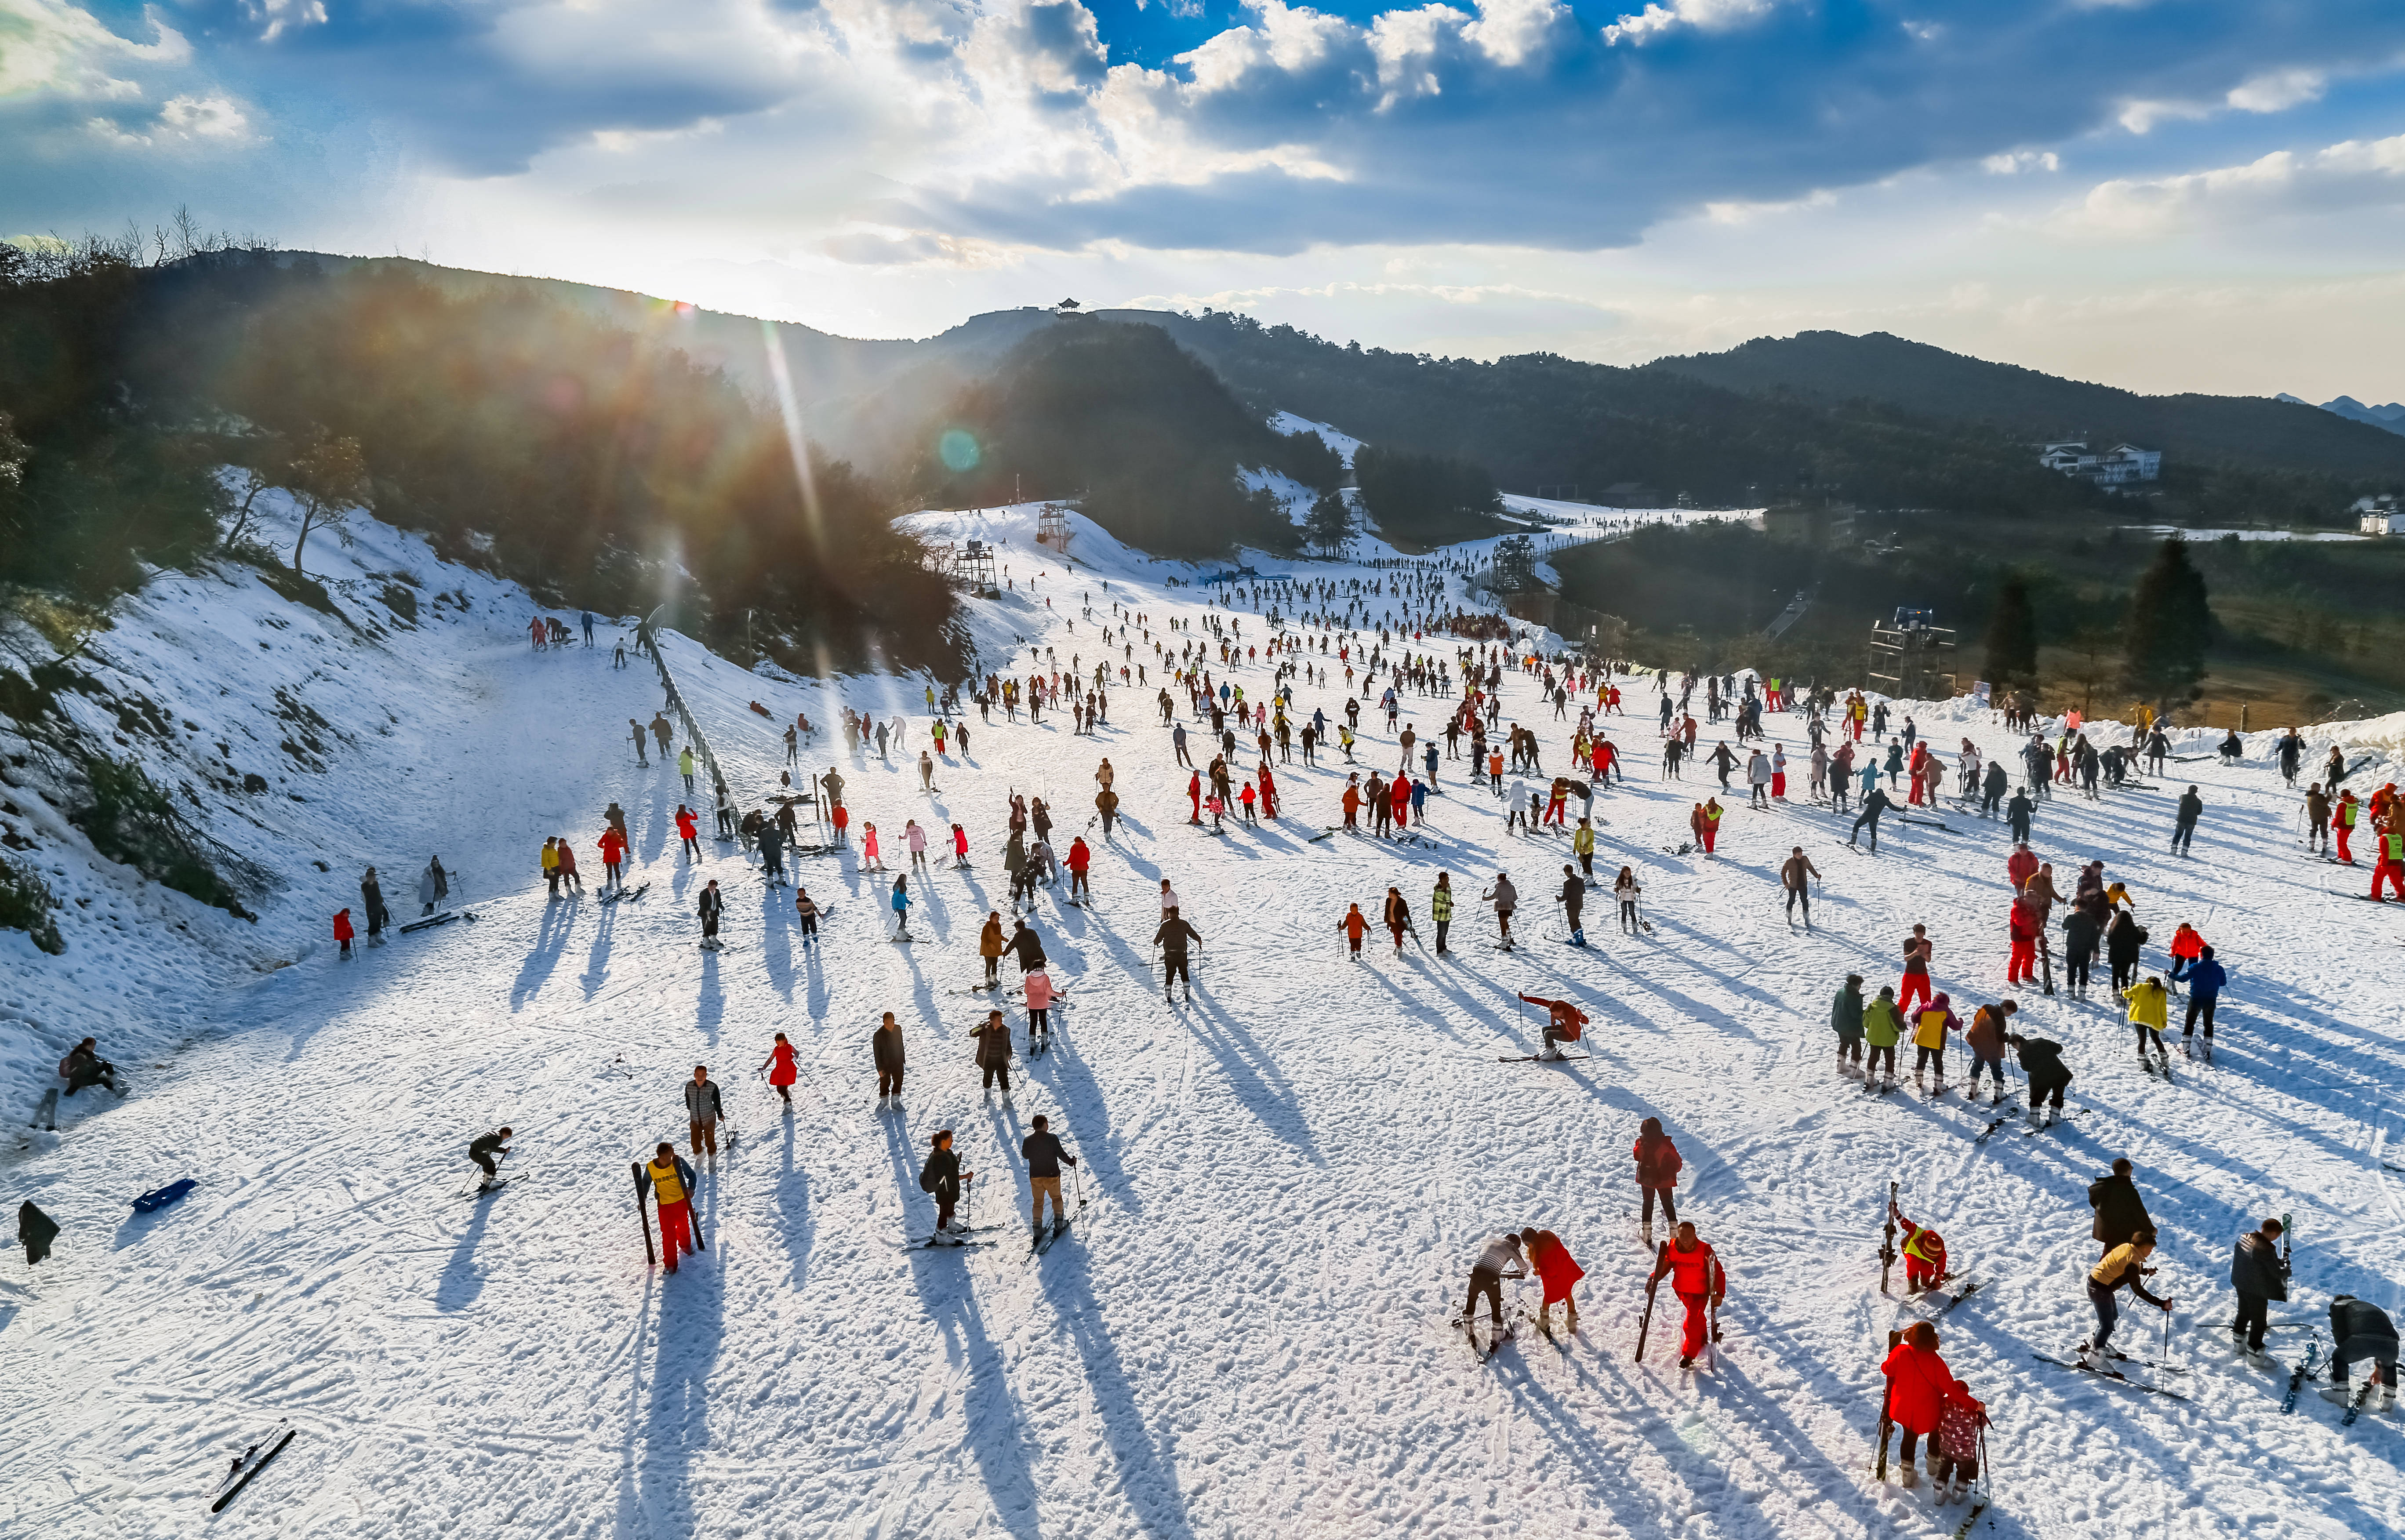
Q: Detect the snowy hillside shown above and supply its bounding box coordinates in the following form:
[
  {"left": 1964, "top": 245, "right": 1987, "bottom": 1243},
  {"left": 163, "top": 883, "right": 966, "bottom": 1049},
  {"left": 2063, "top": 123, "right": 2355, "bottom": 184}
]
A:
[{"left": 4, "top": 500, "right": 2404, "bottom": 1539}]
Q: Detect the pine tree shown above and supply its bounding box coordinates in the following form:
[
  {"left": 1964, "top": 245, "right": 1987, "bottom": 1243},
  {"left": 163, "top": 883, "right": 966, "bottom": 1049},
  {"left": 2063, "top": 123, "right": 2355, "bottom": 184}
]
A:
[
  {"left": 1304, "top": 488, "right": 1354, "bottom": 556},
  {"left": 1981, "top": 572, "right": 2038, "bottom": 690},
  {"left": 2121, "top": 537, "right": 2211, "bottom": 714}
]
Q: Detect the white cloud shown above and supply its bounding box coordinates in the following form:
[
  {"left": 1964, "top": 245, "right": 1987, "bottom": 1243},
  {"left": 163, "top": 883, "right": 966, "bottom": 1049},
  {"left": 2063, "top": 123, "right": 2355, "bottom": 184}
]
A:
[
  {"left": 2226, "top": 67, "right": 2324, "bottom": 113},
  {"left": 0, "top": 0, "right": 189, "bottom": 98},
  {"left": 240, "top": 0, "right": 326, "bottom": 44},
  {"left": 2059, "top": 133, "right": 2405, "bottom": 237},
  {"left": 1601, "top": 0, "right": 1776, "bottom": 47},
  {"left": 1982, "top": 150, "right": 2060, "bottom": 174}
]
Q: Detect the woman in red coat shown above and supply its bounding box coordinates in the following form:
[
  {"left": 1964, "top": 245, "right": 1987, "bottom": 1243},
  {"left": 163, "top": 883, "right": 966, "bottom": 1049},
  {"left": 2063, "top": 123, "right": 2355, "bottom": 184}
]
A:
[
  {"left": 1881, "top": 1322, "right": 1986, "bottom": 1499},
  {"left": 1520, "top": 1228, "right": 1587, "bottom": 1334},
  {"left": 759, "top": 1031, "right": 799, "bottom": 1109}
]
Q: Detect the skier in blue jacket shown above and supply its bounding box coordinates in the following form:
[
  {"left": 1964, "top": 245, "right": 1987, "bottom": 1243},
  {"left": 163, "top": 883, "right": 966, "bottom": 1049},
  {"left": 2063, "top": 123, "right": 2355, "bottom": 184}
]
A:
[{"left": 2182, "top": 945, "right": 2228, "bottom": 1049}]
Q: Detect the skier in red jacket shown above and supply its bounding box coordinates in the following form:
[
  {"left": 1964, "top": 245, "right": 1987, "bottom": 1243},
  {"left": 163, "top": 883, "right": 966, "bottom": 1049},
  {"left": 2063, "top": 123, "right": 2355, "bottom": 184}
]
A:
[
  {"left": 1065, "top": 836, "right": 1092, "bottom": 902},
  {"left": 2006, "top": 842, "right": 2038, "bottom": 893},
  {"left": 2007, "top": 893, "right": 2041, "bottom": 985},
  {"left": 1880, "top": 1322, "right": 1987, "bottom": 1500},
  {"left": 675, "top": 805, "right": 700, "bottom": 860},
  {"left": 1632, "top": 1116, "right": 1682, "bottom": 1238},
  {"left": 1646, "top": 1222, "right": 1726, "bottom": 1368},
  {"left": 333, "top": 908, "right": 355, "bottom": 958},
  {"left": 1518, "top": 992, "right": 1587, "bottom": 1060},
  {"left": 1521, "top": 1227, "right": 1587, "bottom": 1335}
]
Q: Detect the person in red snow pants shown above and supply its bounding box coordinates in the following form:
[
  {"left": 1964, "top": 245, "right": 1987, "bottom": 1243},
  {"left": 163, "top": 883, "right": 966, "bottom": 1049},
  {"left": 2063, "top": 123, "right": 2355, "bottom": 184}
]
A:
[
  {"left": 1898, "top": 926, "right": 1933, "bottom": 1011},
  {"left": 1647, "top": 1223, "right": 1726, "bottom": 1365},
  {"left": 2007, "top": 899, "right": 2038, "bottom": 985},
  {"left": 646, "top": 1143, "right": 698, "bottom": 1273}
]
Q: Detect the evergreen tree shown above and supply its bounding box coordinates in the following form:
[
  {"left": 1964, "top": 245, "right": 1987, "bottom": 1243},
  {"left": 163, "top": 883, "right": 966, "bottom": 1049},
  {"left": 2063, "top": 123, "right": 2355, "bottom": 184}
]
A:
[
  {"left": 1980, "top": 571, "right": 2038, "bottom": 690},
  {"left": 1304, "top": 488, "right": 1354, "bottom": 556},
  {"left": 2121, "top": 536, "right": 2212, "bottom": 713}
]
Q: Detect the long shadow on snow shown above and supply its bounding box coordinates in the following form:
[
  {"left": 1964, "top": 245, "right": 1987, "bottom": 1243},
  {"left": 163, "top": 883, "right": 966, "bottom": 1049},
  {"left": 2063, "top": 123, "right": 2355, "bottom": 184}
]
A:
[
  {"left": 1034, "top": 1205, "right": 1200, "bottom": 1538},
  {"left": 578, "top": 897, "right": 620, "bottom": 1000},
  {"left": 773, "top": 1112, "right": 814, "bottom": 1287},
  {"left": 510, "top": 893, "right": 578, "bottom": 1009},
  {"left": 1020, "top": 1021, "right": 1144, "bottom": 1216},
  {"left": 434, "top": 1187, "right": 503, "bottom": 1312},
  {"left": 632, "top": 1187, "right": 728, "bottom": 1538},
  {"left": 1184, "top": 985, "right": 1325, "bottom": 1168}
]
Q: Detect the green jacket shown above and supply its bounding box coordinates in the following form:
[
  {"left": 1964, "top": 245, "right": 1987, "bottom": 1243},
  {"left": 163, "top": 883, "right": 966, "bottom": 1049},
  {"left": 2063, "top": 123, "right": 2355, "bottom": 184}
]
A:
[
  {"left": 1862, "top": 1000, "right": 1905, "bottom": 1048},
  {"left": 1431, "top": 886, "right": 1454, "bottom": 923},
  {"left": 1831, "top": 984, "right": 1865, "bottom": 1038}
]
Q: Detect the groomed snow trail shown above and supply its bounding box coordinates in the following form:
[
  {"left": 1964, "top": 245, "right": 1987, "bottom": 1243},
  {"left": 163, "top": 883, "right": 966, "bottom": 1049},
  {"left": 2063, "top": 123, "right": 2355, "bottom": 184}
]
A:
[{"left": 3, "top": 501, "right": 2402, "bottom": 1539}]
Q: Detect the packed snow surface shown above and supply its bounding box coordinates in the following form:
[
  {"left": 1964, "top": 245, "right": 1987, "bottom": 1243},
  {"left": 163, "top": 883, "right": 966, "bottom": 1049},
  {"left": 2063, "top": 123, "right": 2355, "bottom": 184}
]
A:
[{"left": 3, "top": 498, "right": 2403, "bottom": 1539}]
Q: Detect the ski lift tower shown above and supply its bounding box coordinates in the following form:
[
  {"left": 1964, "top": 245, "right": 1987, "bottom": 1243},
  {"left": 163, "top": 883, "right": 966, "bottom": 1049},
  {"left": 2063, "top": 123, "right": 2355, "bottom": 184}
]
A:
[
  {"left": 1867, "top": 608, "right": 1958, "bottom": 700},
  {"left": 957, "top": 538, "right": 999, "bottom": 598},
  {"left": 1036, "top": 503, "right": 1072, "bottom": 557}
]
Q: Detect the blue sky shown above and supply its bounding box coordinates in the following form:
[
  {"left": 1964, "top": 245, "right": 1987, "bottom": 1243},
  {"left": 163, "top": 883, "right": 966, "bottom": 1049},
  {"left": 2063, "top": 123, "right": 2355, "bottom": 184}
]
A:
[{"left": 7, "top": 0, "right": 2405, "bottom": 399}]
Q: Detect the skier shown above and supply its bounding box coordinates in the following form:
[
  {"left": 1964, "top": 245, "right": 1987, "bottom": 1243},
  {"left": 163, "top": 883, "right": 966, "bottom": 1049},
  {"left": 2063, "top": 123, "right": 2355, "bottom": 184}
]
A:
[
  {"left": 2005, "top": 1032, "right": 2073, "bottom": 1123},
  {"left": 1831, "top": 974, "right": 1867, "bottom": 1078},
  {"left": 2375, "top": 818, "right": 2405, "bottom": 902},
  {"left": 1695, "top": 797, "right": 1723, "bottom": 856},
  {"left": 1010, "top": 917, "right": 1048, "bottom": 974},
  {"left": 685, "top": 1064, "right": 723, "bottom": 1158},
  {"left": 890, "top": 873, "right": 912, "bottom": 941},
  {"left": 2228, "top": 1216, "right": 2288, "bottom": 1358},
  {"left": 1899, "top": 925, "right": 1935, "bottom": 1012},
  {"left": 1963, "top": 1000, "right": 2015, "bottom": 1104},
  {"left": 361, "top": 867, "right": 390, "bottom": 943},
  {"left": 2080, "top": 1228, "right": 2172, "bottom": 1371},
  {"left": 1863, "top": 985, "right": 1905, "bottom": 1090},
  {"left": 2182, "top": 945, "right": 2227, "bottom": 1050},
  {"left": 2088, "top": 1158, "right": 2155, "bottom": 1259},
  {"left": 680, "top": 747, "right": 696, "bottom": 795},
  {"left": 1155, "top": 908, "right": 1201, "bottom": 1002},
  {"left": 1633, "top": 1116, "right": 1681, "bottom": 1241},
  {"left": 631, "top": 718, "right": 649, "bottom": 765},
  {"left": 333, "top": 908, "right": 355, "bottom": 959},
  {"left": 2336, "top": 788, "right": 2362, "bottom": 863},
  {"left": 792, "top": 886, "right": 822, "bottom": 948},
  {"left": 2123, "top": 973, "right": 2171, "bottom": 1066},
  {"left": 2323, "top": 1296, "right": 2401, "bottom": 1408},
  {"left": 469, "top": 1126, "right": 512, "bottom": 1190},
  {"left": 2172, "top": 785, "right": 2203, "bottom": 856},
  {"left": 2306, "top": 784, "right": 2332, "bottom": 855},
  {"left": 1573, "top": 817, "right": 1596, "bottom": 879},
  {"left": 1024, "top": 969, "right": 1057, "bottom": 1050},
  {"left": 1851, "top": 785, "right": 1894, "bottom": 852},
  {"left": 1613, "top": 866, "right": 1642, "bottom": 933},
  {"left": 1880, "top": 1322, "right": 1987, "bottom": 1502},
  {"left": 760, "top": 1032, "right": 798, "bottom": 1109},
  {"left": 978, "top": 912, "right": 1006, "bottom": 987},
  {"left": 1481, "top": 871, "right": 1519, "bottom": 950},
  {"left": 645, "top": 1142, "right": 701, "bottom": 1272},
  {"left": 1339, "top": 902, "right": 1370, "bottom": 961},
  {"left": 698, "top": 879, "right": 723, "bottom": 949},
  {"left": 1889, "top": 1198, "right": 1949, "bottom": 1294},
  {"left": 918, "top": 1130, "right": 973, "bottom": 1242},
  {"left": 1911, "top": 993, "right": 1958, "bottom": 1093},
  {"left": 1518, "top": 993, "right": 1588, "bottom": 1060},
  {"left": 1645, "top": 1222, "right": 1728, "bottom": 1369},
  {"left": 1522, "top": 1228, "right": 1586, "bottom": 1336},
  {"left": 1022, "top": 1114, "right": 1078, "bottom": 1243},
  {"left": 1384, "top": 887, "right": 1414, "bottom": 957},
  {"left": 971, "top": 1009, "right": 1014, "bottom": 1098},
  {"left": 1556, "top": 865, "right": 1588, "bottom": 947},
  {"left": 1780, "top": 846, "right": 1819, "bottom": 928},
  {"left": 1461, "top": 1233, "right": 1525, "bottom": 1346},
  {"left": 873, "top": 1011, "right": 906, "bottom": 1104},
  {"left": 2005, "top": 788, "right": 2034, "bottom": 844}
]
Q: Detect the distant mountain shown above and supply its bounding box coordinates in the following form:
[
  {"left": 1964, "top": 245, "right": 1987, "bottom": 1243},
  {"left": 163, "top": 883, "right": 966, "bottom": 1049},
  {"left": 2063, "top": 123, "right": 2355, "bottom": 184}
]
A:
[
  {"left": 2281, "top": 392, "right": 2405, "bottom": 437},
  {"left": 1647, "top": 331, "right": 2405, "bottom": 478}
]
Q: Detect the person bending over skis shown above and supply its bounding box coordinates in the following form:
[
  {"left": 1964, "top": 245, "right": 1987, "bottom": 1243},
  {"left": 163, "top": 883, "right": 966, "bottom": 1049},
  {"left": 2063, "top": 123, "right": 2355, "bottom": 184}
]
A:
[
  {"left": 1518, "top": 993, "right": 1588, "bottom": 1060},
  {"left": 1889, "top": 1198, "right": 1950, "bottom": 1293}
]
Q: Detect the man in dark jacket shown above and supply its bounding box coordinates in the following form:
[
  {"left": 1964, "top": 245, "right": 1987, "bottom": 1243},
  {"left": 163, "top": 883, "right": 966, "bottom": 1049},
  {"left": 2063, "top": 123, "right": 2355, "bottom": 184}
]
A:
[
  {"left": 2183, "top": 946, "right": 2229, "bottom": 1046},
  {"left": 1557, "top": 866, "right": 1587, "bottom": 947},
  {"left": 1831, "top": 974, "right": 1866, "bottom": 1077},
  {"left": 2062, "top": 906, "right": 2102, "bottom": 993},
  {"left": 971, "top": 1009, "right": 1014, "bottom": 1096},
  {"left": 2088, "top": 1158, "right": 2154, "bottom": 1255},
  {"left": 1008, "top": 919, "right": 1047, "bottom": 974},
  {"left": 469, "top": 1126, "right": 513, "bottom": 1190},
  {"left": 1021, "top": 1113, "right": 1078, "bottom": 1240},
  {"left": 2228, "top": 1217, "right": 2289, "bottom": 1354},
  {"left": 2007, "top": 1033, "right": 2074, "bottom": 1122},
  {"left": 873, "top": 1011, "right": 906, "bottom": 1104},
  {"left": 2172, "top": 786, "right": 2204, "bottom": 855},
  {"left": 1154, "top": 908, "right": 1201, "bottom": 1002},
  {"left": 2325, "top": 1296, "right": 2400, "bottom": 1406},
  {"left": 361, "top": 867, "right": 390, "bottom": 941},
  {"left": 698, "top": 880, "right": 723, "bottom": 949},
  {"left": 918, "top": 1130, "right": 972, "bottom": 1241}
]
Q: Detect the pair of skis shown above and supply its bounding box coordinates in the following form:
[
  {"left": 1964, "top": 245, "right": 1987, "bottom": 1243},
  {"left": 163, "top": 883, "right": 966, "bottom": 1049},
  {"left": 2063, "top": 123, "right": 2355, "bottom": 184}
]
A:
[{"left": 210, "top": 1423, "right": 297, "bottom": 1513}]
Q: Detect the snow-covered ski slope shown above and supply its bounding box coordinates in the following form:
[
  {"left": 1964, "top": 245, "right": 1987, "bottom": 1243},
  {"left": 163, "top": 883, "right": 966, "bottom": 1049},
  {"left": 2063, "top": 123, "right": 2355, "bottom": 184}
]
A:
[{"left": 5, "top": 496, "right": 2405, "bottom": 1539}]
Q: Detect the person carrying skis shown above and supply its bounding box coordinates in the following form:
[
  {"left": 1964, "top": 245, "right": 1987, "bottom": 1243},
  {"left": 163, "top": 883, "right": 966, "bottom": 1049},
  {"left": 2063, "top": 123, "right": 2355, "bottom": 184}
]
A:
[
  {"left": 1888, "top": 1198, "right": 1949, "bottom": 1293},
  {"left": 1481, "top": 872, "right": 1519, "bottom": 950},
  {"left": 1963, "top": 1000, "right": 2015, "bottom": 1103},
  {"left": 2123, "top": 973, "right": 2171, "bottom": 1064},
  {"left": 1780, "top": 847, "right": 1819, "bottom": 928},
  {"left": 469, "top": 1126, "right": 512, "bottom": 1190},
  {"left": 685, "top": 1064, "right": 723, "bottom": 1158},
  {"left": 760, "top": 1032, "right": 798, "bottom": 1109},
  {"left": 1519, "top": 993, "right": 1588, "bottom": 1061},
  {"left": 1863, "top": 985, "right": 1905, "bottom": 1090},
  {"left": 1634, "top": 1116, "right": 1681, "bottom": 1239},
  {"left": 2228, "top": 1216, "right": 2288, "bottom": 1357},
  {"left": 1154, "top": 908, "right": 1201, "bottom": 1002},
  {"left": 919, "top": 1130, "right": 972, "bottom": 1242},
  {"left": 1911, "top": 993, "right": 1958, "bottom": 1092},
  {"left": 873, "top": 1011, "right": 906, "bottom": 1104},
  {"left": 1520, "top": 1228, "right": 1586, "bottom": 1336},
  {"left": 1831, "top": 974, "right": 1866, "bottom": 1078},
  {"left": 1646, "top": 1222, "right": 1727, "bottom": 1369},
  {"left": 2088, "top": 1158, "right": 2154, "bottom": 1258},
  {"left": 698, "top": 879, "right": 723, "bottom": 949},
  {"left": 2081, "top": 1229, "right": 2172, "bottom": 1371},
  {"left": 1461, "top": 1233, "right": 1526, "bottom": 1342},
  {"left": 2324, "top": 1296, "right": 2401, "bottom": 1409},
  {"left": 971, "top": 1009, "right": 1014, "bottom": 1097},
  {"left": 1880, "top": 1322, "right": 1987, "bottom": 1502},
  {"left": 645, "top": 1143, "right": 701, "bottom": 1272},
  {"left": 1022, "top": 1114, "right": 1078, "bottom": 1243},
  {"left": 1556, "top": 866, "right": 1588, "bottom": 947}
]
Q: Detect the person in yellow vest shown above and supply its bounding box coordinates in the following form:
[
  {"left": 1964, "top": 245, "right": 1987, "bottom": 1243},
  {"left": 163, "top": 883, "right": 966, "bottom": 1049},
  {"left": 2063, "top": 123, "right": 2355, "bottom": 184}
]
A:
[
  {"left": 1572, "top": 817, "right": 1596, "bottom": 879},
  {"left": 2335, "top": 789, "right": 2361, "bottom": 864},
  {"left": 645, "top": 1142, "right": 701, "bottom": 1273},
  {"left": 541, "top": 837, "right": 561, "bottom": 898},
  {"left": 1889, "top": 1198, "right": 1950, "bottom": 1294},
  {"left": 1912, "top": 993, "right": 1959, "bottom": 1093},
  {"left": 2375, "top": 821, "right": 2405, "bottom": 904}
]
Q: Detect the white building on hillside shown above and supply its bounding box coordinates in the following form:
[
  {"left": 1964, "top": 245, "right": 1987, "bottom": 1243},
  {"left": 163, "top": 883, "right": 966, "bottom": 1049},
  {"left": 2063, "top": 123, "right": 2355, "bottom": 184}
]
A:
[{"left": 2040, "top": 441, "right": 2162, "bottom": 486}]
